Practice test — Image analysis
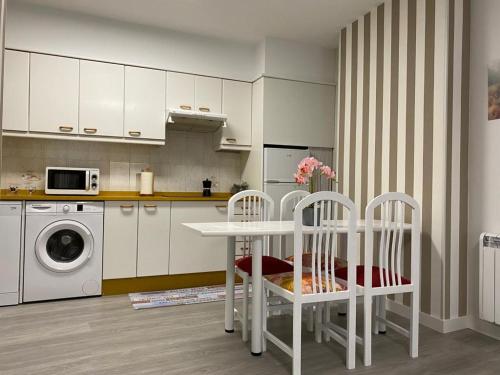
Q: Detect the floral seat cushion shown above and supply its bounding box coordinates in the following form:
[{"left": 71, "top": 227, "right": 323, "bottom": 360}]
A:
[
  {"left": 265, "top": 271, "right": 346, "bottom": 294},
  {"left": 284, "top": 253, "right": 347, "bottom": 270}
]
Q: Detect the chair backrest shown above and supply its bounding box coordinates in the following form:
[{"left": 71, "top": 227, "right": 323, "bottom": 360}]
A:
[
  {"left": 293, "top": 191, "right": 358, "bottom": 297},
  {"left": 228, "top": 190, "right": 274, "bottom": 256},
  {"left": 364, "top": 192, "right": 421, "bottom": 290},
  {"left": 279, "top": 190, "right": 310, "bottom": 258}
]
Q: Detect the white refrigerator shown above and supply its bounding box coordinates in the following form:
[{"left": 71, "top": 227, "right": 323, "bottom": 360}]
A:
[{"left": 263, "top": 147, "right": 309, "bottom": 256}]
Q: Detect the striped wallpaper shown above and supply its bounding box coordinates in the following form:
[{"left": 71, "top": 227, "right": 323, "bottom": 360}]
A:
[{"left": 336, "top": 0, "right": 470, "bottom": 320}]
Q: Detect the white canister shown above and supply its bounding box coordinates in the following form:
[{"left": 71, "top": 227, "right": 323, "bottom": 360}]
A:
[{"left": 140, "top": 170, "right": 154, "bottom": 195}]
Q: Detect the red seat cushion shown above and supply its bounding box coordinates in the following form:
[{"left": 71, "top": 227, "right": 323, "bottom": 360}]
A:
[
  {"left": 336, "top": 265, "right": 411, "bottom": 287},
  {"left": 235, "top": 256, "right": 293, "bottom": 276}
]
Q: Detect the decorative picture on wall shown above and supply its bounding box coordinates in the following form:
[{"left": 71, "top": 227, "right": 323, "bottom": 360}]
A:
[{"left": 488, "top": 61, "right": 500, "bottom": 121}]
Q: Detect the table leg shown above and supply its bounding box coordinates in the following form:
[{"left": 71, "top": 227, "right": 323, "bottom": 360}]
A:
[
  {"left": 251, "top": 235, "right": 263, "bottom": 356},
  {"left": 225, "top": 237, "right": 236, "bottom": 333}
]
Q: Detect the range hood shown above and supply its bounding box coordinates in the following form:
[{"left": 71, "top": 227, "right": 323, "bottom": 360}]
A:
[{"left": 166, "top": 108, "right": 227, "bottom": 132}]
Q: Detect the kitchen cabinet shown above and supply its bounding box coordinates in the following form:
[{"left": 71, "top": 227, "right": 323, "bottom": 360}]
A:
[
  {"left": 166, "top": 72, "right": 195, "bottom": 111},
  {"left": 195, "top": 76, "right": 222, "bottom": 113},
  {"left": 215, "top": 80, "right": 252, "bottom": 150},
  {"left": 125, "top": 67, "right": 166, "bottom": 140},
  {"left": 2, "top": 50, "right": 29, "bottom": 132},
  {"left": 137, "top": 202, "right": 171, "bottom": 277},
  {"left": 29, "top": 54, "right": 79, "bottom": 135},
  {"left": 263, "top": 78, "right": 335, "bottom": 148},
  {"left": 166, "top": 72, "right": 222, "bottom": 114},
  {"left": 0, "top": 202, "right": 22, "bottom": 306},
  {"left": 103, "top": 201, "right": 138, "bottom": 279},
  {"left": 79, "top": 60, "right": 125, "bottom": 137},
  {"left": 169, "top": 201, "right": 227, "bottom": 274}
]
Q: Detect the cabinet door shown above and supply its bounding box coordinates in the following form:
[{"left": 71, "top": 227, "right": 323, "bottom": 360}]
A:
[
  {"left": 2, "top": 50, "right": 29, "bottom": 132},
  {"left": 30, "top": 54, "right": 79, "bottom": 134},
  {"left": 79, "top": 60, "right": 124, "bottom": 137},
  {"left": 166, "top": 72, "right": 195, "bottom": 111},
  {"left": 195, "top": 76, "right": 222, "bottom": 113},
  {"left": 125, "top": 67, "right": 166, "bottom": 140},
  {"left": 263, "top": 78, "right": 335, "bottom": 148},
  {"left": 220, "top": 80, "right": 251, "bottom": 146},
  {"left": 170, "top": 202, "right": 227, "bottom": 274},
  {"left": 137, "top": 201, "right": 171, "bottom": 277},
  {"left": 103, "top": 201, "right": 138, "bottom": 279}
]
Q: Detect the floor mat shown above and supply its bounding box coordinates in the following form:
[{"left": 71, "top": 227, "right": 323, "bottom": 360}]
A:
[{"left": 129, "top": 284, "right": 247, "bottom": 309}]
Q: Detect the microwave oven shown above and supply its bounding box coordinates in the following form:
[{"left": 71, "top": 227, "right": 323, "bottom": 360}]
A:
[{"left": 45, "top": 167, "right": 100, "bottom": 195}]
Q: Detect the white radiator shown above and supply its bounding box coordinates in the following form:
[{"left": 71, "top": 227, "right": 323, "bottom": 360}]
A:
[{"left": 479, "top": 233, "right": 500, "bottom": 324}]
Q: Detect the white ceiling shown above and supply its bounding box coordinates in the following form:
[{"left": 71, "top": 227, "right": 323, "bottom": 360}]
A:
[{"left": 15, "top": 0, "right": 381, "bottom": 48}]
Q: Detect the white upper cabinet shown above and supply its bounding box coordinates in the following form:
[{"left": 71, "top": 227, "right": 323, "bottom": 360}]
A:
[
  {"left": 263, "top": 78, "right": 335, "bottom": 148},
  {"left": 194, "top": 76, "right": 222, "bottom": 113},
  {"left": 166, "top": 72, "right": 195, "bottom": 111},
  {"left": 79, "top": 60, "right": 125, "bottom": 137},
  {"left": 166, "top": 72, "right": 222, "bottom": 114},
  {"left": 2, "top": 50, "right": 30, "bottom": 132},
  {"left": 216, "top": 80, "right": 251, "bottom": 149},
  {"left": 30, "top": 54, "right": 79, "bottom": 134},
  {"left": 125, "top": 67, "right": 166, "bottom": 140}
]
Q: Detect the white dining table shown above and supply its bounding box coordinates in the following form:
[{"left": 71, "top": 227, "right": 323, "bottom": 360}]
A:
[{"left": 183, "top": 219, "right": 411, "bottom": 356}]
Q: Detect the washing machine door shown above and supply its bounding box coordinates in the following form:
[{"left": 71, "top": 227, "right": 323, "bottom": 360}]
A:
[{"left": 35, "top": 220, "right": 94, "bottom": 272}]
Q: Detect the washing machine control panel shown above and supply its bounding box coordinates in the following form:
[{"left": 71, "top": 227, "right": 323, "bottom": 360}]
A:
[{"left": 56, "top": 202, "right": 104, "bottom": 214}]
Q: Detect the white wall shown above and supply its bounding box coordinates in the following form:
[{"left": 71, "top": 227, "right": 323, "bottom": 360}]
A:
[
  {"left": 5, "top": 2, "right": 258, "bottom": 81},
  {"left": 468, "top": 0, "right": 500, "bottom": 339},
  {"left": 262, "top": 37, "right": 338, "bottom": 84},
  {"left": 5, "top": 3, "right": 338, "bottom": 84}
]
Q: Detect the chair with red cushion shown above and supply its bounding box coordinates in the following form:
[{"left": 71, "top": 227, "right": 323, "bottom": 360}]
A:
[
  {"left": 228, "top": 190, "right": 293, "bottom": 342},
  {"left": 337, "top": 192, "right": 421, "bottom": 367}
]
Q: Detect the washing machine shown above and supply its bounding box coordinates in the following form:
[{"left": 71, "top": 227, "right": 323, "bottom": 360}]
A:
[{"left": 23, "top": 201, "right": 103, "bottom": 302}]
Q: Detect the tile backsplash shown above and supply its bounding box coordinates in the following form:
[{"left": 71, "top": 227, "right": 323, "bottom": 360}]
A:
[{"left": 1, "top": 130, "right": 243, "bottom": 192}]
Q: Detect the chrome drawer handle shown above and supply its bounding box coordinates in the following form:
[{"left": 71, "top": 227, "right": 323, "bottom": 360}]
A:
[
  {"left": 226, "top": 138, "right": 237, "bottom": 143},
  {"left": 143, "top": 204, "right": 158, "bottom": 209},
  {"left": 120, "top": 204, "right": 134, "bottom": 209},
  {"left": 215, "top": 205, "right": 228, "bottom": 209},
  {"left": 84, "top": 128, "right": 97, "bottom": 134},
  {"left": 128, "top": 131, "right": 141, "bottom": 137},
  {"left": 198, "top": 107, "right": 210, "bottom": 112},
  {"left": 59, "top": 125, "right": 73, "bottom": 132},
  {"left": 180, "top": 105, "right": 192, "bottom": 110}
]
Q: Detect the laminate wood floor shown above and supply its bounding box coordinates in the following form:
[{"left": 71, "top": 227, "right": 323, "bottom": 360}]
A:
[{"left": 0, "top": 295, "right": 499, "bottom": 374}]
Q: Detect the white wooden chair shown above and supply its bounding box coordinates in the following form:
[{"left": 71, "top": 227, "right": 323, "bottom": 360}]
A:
[
  {"left": 337, "top": 192, "right": 421, "bottom": 366},
  {"left": 279, "top": 190, "right": 310, "bottom": 259},
  {"left": 262, "top": 191, "right": 358, "bottom": 374},
  {"left": 228, "top": 190, "right": 293, "bottom": 342}
]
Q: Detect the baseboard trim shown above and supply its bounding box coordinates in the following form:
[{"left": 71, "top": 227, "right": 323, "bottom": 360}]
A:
[
  {"left": 386, "top": 299, "right": 470, "bottom": 333},
  {"left": 102, "top": 271, "right": 227, "bottom": 295}
]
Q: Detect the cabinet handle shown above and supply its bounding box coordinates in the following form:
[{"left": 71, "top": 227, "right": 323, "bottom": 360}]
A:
[
  {"left": 59, "top": 125, "right": 73, "bottom": 132},
  {"left": 215, "top": 205, "right": 228, "bottom": 209},
  {"left": 198, "top": 107, "right": 210, "bottom": 112},
  {"left": 120, "top": 204, "right": 135, "bottom": 209},
  {"left": 180, "top": 105, "right": 192, "bottom": 110},
  {"left": 143, "top": 204, "right": 158, "bottom": 209},
  {"left": 83, "top": 128, "right": 97, "bottom": 134},
  {"left": 226, "top": 138, "right": 237, "bottom": 143},
  {"left": 128, "top": 131, "right": 141, "bottom": 137}
]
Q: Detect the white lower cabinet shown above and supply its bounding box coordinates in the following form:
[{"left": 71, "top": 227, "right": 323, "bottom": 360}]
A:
[
  {"left": 170, "top": 201, "right": 228, "bottom": 274},
  {"left": 103, "top": 201, "right": 138, "bottom": 280},
  {"left": 137, "top": 202, "right": 171, "bottom": 277}
]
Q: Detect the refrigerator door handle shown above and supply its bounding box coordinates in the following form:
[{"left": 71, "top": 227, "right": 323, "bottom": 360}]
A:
[{"left": 265, "top": 180, "right": 281, "bottom": 183}]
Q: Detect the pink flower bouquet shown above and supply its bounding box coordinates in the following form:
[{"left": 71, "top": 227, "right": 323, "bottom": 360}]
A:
[{"left": 294, "top": 156, "right": 336, "bottom": 193}]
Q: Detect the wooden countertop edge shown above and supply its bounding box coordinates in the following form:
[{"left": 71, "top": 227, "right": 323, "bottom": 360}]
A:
[{"left": 0, "top": 190, "right": 232, "bottom": 202}]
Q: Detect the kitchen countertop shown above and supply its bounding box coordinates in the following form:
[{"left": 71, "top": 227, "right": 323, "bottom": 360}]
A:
[{"left": 0, "top": 190, "right": 232, "bottom": 202}]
